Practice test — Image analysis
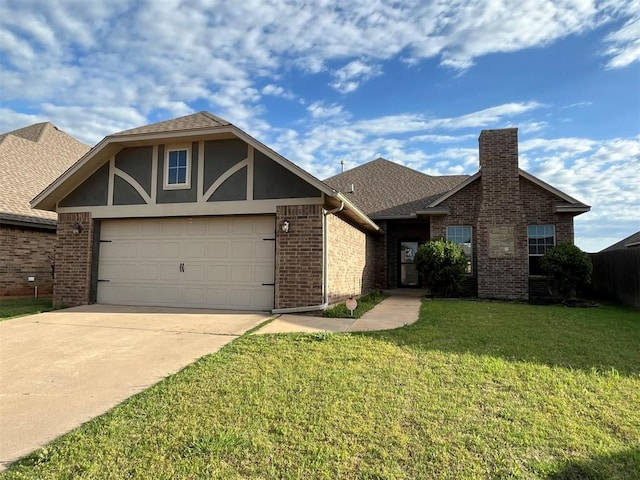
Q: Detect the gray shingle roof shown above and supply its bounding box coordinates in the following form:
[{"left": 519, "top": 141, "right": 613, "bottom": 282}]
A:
[
  {"left": 0, "top": 122, "right": 90, "bottom": 226},
  {"left": 600, "top": 231, "right": 640, "bottom": 252},
  {"left": 324, "top": 158, "right": 467, "bottom": 218},
  {"left": 112, "top": 111, "right": 230, "bottom": 137}
]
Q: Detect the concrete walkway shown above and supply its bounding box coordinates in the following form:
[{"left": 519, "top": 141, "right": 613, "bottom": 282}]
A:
[{"left": 254, "top": 291, "right": 423, "bottom": 334}]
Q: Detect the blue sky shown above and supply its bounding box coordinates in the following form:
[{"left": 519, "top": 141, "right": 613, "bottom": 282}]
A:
[{"left": 1, "top": 0, "right": 638, "bottom": 252}]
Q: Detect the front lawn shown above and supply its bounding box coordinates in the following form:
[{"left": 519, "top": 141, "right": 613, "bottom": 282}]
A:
[
  {"left": 0, "top": 297, "right": 54, "bottom": 320},
  {"left": 4, "top": 301, "right": 639, "bottom": 479}
]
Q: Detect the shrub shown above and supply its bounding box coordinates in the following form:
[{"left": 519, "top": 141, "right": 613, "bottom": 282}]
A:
[
  {"left": 540, "top": 242, "right": 593, "bottom": 301},
  {"left": 414, "top": 239, "right": 467, "bottom": 297}
]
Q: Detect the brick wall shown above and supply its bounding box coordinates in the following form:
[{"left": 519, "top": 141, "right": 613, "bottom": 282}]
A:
[
  {"left": 373, "top": 220, "right": 388, "bottom": 289},
  {"left": 53, "top": 212, "right": 94, "bottom": 307},
  {"left": 326, "top": 213, "right": 375, "bottom": 304},
  {"left": 275, "top": 205, "right": 324, "bottom": 309},
  {"left": 429, "top": 180, "right": 481, "bottom": 295},
  {"left": 0, "top": 224, "right": 56, "bottom": 296}
]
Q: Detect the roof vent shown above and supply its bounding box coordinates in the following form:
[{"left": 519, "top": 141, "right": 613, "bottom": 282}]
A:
[{"left": 348, "top": 183, "right": 355, "bottom": 193}]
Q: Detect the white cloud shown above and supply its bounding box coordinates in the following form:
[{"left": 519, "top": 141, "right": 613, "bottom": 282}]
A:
[
  {"left": 604, "top": 13, "right": 640, "bottom": 68},
  {"left": 306, "top": 102, "right": 346, "bottom": 119},
  {"left": 329, "top": 60, "right": 382, "bottom": 93}
]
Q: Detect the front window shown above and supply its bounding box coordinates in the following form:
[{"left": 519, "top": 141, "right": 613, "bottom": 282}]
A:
[
  {"left": 165, "top": 148, "right": 190, "bottom": 189},
  {"left": 446, "top": 226, "right": 473, "bottom": 274},
  {"left": 528, "top": 225, "right": 555, "bottom": 275}
]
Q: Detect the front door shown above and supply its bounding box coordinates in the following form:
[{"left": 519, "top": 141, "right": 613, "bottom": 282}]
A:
[{"left": 399, "top": 241, "right": 419, "bottom": 287}]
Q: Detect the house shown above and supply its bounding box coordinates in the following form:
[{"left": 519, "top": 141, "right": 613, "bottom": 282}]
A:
[
  {"left": 599, "top": 231, "right": 640, "bottom": 252},
  {"left": 0, "top": 122, "right": 90, "bottom": 297},
  {"left": 31, "top": 112, "right": 590, "bottom": 311}
]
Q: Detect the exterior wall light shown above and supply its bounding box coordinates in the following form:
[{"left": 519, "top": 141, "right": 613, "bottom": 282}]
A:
[
  {"left": 71, "top": 222, "right": 83, "bottom": 234},
  {"left": 281, "top": 220, "right": 290, "bottom": 233}
]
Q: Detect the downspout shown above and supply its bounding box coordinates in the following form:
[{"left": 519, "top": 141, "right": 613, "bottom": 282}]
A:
[{"left": 271, "top": 201, "right": 344, "bottom": 314}]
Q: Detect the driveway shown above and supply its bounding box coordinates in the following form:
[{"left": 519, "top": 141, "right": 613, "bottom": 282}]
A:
[{"left": 0, "top": 304, "right": 272, "bottom": 470}]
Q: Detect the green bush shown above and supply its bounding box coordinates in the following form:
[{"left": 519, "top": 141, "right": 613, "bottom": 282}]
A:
[
  {"left": 540, "top": 242, "right": 593, "bottom": 301},
  {"left": 415, "top": 239, "right": 467, "bottom": 297}
]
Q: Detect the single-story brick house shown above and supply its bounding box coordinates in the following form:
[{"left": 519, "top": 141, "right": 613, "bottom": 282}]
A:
[
  {"left": 0, "top": 122, "right": 89, "bottom": 296},
  {"left": 32, "top": 112, "right": 590, "bottom": 311}
]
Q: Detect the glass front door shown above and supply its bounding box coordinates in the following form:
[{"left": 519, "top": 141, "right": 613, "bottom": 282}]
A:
[{"left": 399, "top": 241, "right": 419, "bottom": 287}]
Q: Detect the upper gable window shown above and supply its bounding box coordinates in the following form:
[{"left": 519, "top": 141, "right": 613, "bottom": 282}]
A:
[{"left": 164, "top": 147, "right": 190, "bottom": 190}]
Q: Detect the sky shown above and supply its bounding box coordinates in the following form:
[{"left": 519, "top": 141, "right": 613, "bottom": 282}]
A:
[{"left": 1, "top": 0, "right": 639, "bottom": 252}]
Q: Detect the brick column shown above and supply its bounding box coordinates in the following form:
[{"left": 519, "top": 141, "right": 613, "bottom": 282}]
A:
[
  {"left": 275, "top": 205, "right": 324, "bottom": 309},
  {"left": 476, "top": 129, "right": 528, "bottom": 300},
  {"left": 53, "top": 212, "right": 94, "bottom": 307}
]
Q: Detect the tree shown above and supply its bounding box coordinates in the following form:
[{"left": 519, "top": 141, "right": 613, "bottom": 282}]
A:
[
  {"left": 414, "top": 239, "right": 467, "bottom": 297},
  {"left": 540, "top": 242, "right": 592, "bottom": 301}
]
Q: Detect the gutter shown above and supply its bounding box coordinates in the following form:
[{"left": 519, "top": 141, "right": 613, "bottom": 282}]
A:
[{"left": 271, "top": 201, "right": 344, "bottom": 314}]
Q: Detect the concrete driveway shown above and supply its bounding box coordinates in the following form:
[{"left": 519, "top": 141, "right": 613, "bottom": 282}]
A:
[{"left": 0, "top": 304, "right": 272, "bottom": 470}]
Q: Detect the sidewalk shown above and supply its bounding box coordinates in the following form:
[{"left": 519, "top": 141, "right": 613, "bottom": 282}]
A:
[{"left": 253, "top": 291, "right": 422, "bottom": 335}]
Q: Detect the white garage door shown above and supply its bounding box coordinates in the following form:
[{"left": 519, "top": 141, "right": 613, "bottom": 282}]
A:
[{"left": 97, "top": 216, "right": 275, "bottom": 311}]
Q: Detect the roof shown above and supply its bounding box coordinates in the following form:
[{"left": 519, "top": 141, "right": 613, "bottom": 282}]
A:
[
  {"left": 31, "top": 112, "right": 380, "bottom": 233},
  {"left": 0, "top": 122, "right": 90, "bottom": 227},
  {"left": 324, "top": 158, "right": 468, "bottom": 218},
  {"left": 112, "top": 111, "right": 230, "bottom": 136},
  {"left": 600, "top": 231, "right": 640, "bottom": 252}
]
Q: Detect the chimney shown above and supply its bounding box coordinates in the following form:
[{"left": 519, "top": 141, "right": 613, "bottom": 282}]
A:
[
  {"left": 475, "top": 127, "right": 528, "bottom": 300},
  {"left": 479, "top": 128, "right": 520, "bottom": 201}
]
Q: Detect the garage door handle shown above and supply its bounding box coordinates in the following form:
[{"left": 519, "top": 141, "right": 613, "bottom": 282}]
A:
[
  {"left": 97, "top": 279, "right": 110, "bottom": 282},
  {"left": 262, "top": 283, "right": 275, "bottom": 286},
  {"left": 179, "top": 263, "right": 185, "bottom": 273}
]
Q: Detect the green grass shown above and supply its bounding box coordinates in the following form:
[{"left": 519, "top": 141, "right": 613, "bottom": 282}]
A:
[
  {"left": 4, "top": 301, "right": 639, "bottom": 479},
  {"left": 323, "top": 290, "right": 388, "bottom": 318},
  {"left": 0, "top": 297, "right": 54, "bottom": 320}
]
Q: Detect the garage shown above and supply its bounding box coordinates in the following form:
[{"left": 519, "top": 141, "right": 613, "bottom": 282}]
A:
[{"left": 97, "top": 215, "right": 275, "bottom": 311}]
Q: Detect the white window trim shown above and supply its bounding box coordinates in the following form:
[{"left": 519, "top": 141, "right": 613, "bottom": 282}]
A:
[
  {"left": 164, "top": 146, "right": 191, "bottom": 190},
  {"left": 527, "top": 224, "right": 556, "bottom": 276},
  {"left": 446, "top": 225, "right": 473, "bottom": 275}
]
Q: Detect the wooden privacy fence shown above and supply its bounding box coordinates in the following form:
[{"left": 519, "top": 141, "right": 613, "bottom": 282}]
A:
[{"left": 589, "top": 249, "right": 640, "bottom": 307}]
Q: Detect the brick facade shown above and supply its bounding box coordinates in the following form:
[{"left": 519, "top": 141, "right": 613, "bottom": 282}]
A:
[
  {"left": 53, "top": 212, "right": 94, "bottom": 307},
  {"left": 0, "top": 224, "right": 56, "bottom": 296},
  {"left": 275, "top": 204, "right": 324, "bottom": 309},
  {"left": 326, "top": 213, "right": 375, "bottom": 304}
]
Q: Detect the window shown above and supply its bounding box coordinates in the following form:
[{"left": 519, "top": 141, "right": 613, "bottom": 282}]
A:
[
  {"left": 446, "top": 226, "right": 473, "bottom": 274},
  {"left": 527, "top": 225, "right": 555, "bottom": 275},
  {"left": 164, "top": 148, "right": 190, "bottom": 189}
]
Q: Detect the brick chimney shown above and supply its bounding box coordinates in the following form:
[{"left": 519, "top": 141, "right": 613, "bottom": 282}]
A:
[{"left": 475, "top": 128, "right": 528, "bottom": 300}]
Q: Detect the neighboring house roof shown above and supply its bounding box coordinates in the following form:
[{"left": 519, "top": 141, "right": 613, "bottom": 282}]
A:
[
  {"left": 0, "top": 122, "right": 90, "bottom": 228},
  {"left": 324, "top": 158, "right": 468, "bottom": 218},
  {"left": 31, "top": 112, "right": 380, "bottom": 233},
  {"left": 600, "top": 231, "right": 640, "bottom": 252}
]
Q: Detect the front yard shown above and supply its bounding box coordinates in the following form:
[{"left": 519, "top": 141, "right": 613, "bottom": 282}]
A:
[
  {"left": 4, "top": 300, "right": 639, "bottom": 479},
  {"left": 0, "top": 297, "right": 53, "bottom": 321}
]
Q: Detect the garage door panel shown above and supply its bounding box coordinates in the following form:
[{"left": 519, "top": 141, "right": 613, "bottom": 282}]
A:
[
  {"left": 158, "top": 243, "right": 180, "bottom": 258},
  {"left": 255, "top": 241, "right": 275, "bottom": 258},
  {"left": 230, "top": 265, "right": 252, "bottom": 282},
  {"left": 206, "top": 265, "right": 228, "bottom": 281},
  {"left": 184, "top": 264, "right": 205, "bottom": 281},
  {"left": 185, "top": 241, "right": 206, "bottom": 258},
  {"left": 98, "top": 216, "right": 275, "bottom": 310},
  {"left": 206, "top": 218, "right": 229, "bottom": 235},
  {"left": 232, "top": 241, "right": 252, "bottom": 258},
  {"left": 138, "top": 242, "right": 159, "bottom": 257},
  {"left": 207, "top": 242, "right": 228, "bottom": 258}
]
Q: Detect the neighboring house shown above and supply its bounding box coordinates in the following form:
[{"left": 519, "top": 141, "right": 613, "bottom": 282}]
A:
[
  {"left": 0, "top": 122, "right": 90, "bottom": 296},
  {"left": 599, "top": 231, "right": 640, "bottom": 252},
  {"left": 32, "top": 112, "right": 590, "bottom": 311}
]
